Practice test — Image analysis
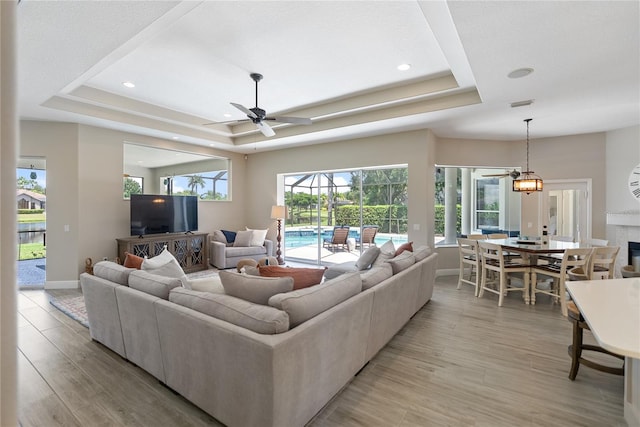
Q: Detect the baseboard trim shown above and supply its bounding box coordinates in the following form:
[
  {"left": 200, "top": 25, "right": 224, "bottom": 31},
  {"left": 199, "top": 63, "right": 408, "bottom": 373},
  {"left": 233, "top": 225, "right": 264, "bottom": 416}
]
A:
[
  {"left": 436, "top": 269, "right": 459, "bottom": 277},
  {"left": 45, "top": 280, "right": 79, "bottom": 290}
]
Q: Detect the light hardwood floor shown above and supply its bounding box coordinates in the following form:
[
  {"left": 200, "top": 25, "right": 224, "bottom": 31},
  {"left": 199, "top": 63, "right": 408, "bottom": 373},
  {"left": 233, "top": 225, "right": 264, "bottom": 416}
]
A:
[{"left": 18, "top": 275, "right": 626, "bottom": 426}]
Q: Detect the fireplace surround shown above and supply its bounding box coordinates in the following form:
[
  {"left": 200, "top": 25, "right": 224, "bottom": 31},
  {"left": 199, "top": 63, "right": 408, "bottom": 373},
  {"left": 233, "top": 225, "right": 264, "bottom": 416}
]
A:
[{"left": 607, "top": 210, "right": 640, "bottom": 277}]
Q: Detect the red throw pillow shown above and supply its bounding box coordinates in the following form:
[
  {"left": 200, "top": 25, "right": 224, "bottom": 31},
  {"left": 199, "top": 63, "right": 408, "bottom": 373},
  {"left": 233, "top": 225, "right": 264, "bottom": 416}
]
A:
[
  {"left": 394, "top": 241, "right": 413, "bottom": 257},
  {"left": 259, "top": 266, "right": 327, "bottom": 290},
  {"left": 123, "top": 252, "right": 143, "bottom": 269}
]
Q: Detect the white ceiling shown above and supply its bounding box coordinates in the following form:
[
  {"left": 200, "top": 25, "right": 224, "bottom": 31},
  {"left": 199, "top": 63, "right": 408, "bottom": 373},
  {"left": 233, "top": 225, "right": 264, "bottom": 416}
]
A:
[{"left": 17, "top": 1, "right": 640, "bottom": 154}]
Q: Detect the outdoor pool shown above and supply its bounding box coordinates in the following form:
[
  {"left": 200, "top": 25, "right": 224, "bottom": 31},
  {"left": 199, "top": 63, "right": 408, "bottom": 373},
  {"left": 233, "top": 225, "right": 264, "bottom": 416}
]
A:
[{"left": 284, "top": 228, "right": 407, "bottom": 249}]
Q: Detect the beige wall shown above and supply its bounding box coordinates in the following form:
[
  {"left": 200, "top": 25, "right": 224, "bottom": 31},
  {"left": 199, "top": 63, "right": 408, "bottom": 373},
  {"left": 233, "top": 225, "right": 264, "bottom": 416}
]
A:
[
  {"left": 19, "top": 119, "right": 633, "bottom": 283},
  {"left": 20, "top": 121, "right": 244, "bottom": 286},
  {"left": 244, "top": 129, "right": 437, "bottom": 246}
]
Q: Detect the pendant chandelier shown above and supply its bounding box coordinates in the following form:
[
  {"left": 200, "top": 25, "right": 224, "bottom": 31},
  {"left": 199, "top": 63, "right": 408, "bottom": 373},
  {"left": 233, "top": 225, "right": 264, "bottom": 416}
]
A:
[{"left": 513, "top": 118, "right": 543, "bottom": 194}]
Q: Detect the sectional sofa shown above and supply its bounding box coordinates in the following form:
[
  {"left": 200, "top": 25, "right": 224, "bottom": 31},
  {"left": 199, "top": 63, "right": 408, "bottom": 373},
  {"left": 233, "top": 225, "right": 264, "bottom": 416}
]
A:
[{"left": 80, "top": 245, "right": 438, "bottom": 427}]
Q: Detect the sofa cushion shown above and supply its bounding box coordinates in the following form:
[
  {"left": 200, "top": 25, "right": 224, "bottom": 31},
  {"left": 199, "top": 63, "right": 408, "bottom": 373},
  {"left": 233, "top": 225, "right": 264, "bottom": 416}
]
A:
[
  {"left": 355, "top": 246, "right": 380, "bottom": 270},
  {"left": 394, "top": 241, "right": 413, "bottom": 257},
  {"left": 123, "top": 252, "right": 143, "bottom": 269},
  {"left": 219, "top": 270, "right": 294, "bottom": 305},
  {"left": 212, "top": 230, "right": 227, "bottom": 244},
  {"left": 246, "top": 227, "right": 268, "bottom": 247},
  {"left": 259, "top": 265, "right": 326, "bottom": 290},
  {"left": 386, "top": 250, "right": 416, "bottom": 274},
  {"left": 93, "top": 261, "right": 135, "bottom": 285},
  {"left": 182, "top": 275, "right": 225, "bottom": 293},
  {"left": 323, "top": 261, "right": 357, "bottom": 280},
  {"left": 129, "top": 270, "right": 182, "bottom": 299},
  {"left": 225, "top": 246, "right": 268, "bottom": 258},
  {"left": 361, "top": 263, "right": 393, "bottom": 290},
  {"left": 413, "top": 245, "right": 432, "bottom": 262},
  {"left": 221, "top": 229, "right": 236, "bottom": 244},
  {"left": 169, "top": 288, "right": 289, "bottom": 334},
  {"left": 372, "top": 240, "right": 396, "bottom": 267},
  {"left": 268, "top": 272, "right": 362, "bottom": 327},
  {"left": 141, "top": 247, "right": 185, "bottom": 279},
  {"left": 233, "top": 230, "right": 253, "bottom": 247}
]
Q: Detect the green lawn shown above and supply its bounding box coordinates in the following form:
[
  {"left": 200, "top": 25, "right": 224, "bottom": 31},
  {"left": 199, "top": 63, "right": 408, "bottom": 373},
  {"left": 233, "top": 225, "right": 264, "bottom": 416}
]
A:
[
  {"left": 18, "top": 212, "right": 46, "bottom": 260},
  {"left": 18, "top": 243, "right": 46, "bottom": 260}
]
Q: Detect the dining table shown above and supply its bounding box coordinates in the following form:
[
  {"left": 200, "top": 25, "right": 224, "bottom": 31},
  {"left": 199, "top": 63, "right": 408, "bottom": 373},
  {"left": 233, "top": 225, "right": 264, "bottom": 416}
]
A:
[{"left": 484, "top": 237, "right": 594, "bottom": 304}]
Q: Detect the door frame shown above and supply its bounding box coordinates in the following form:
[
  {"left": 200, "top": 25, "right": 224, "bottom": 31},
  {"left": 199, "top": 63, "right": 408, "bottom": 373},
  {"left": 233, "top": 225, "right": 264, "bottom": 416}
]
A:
[{"left": 538, "top": 178, "right": 592, "bottom": 242}]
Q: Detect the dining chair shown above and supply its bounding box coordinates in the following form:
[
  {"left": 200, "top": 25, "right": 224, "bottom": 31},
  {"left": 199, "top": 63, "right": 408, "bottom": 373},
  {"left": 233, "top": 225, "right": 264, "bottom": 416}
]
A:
[
  {"left": 588, "top": 246, "right": 619, "bottom": 279},
  {"left": 466, "top": 234, "right": 487, "bottom": 240},
  {"left": 565, "top": 255, "right": 624, "bottom": 380},
  {"left": 478, "top": 241, "right": 530, "bottom": 306},
  {"left": 457, "top": 238, "right": 481, "bottom": 296},
  {"left": 530, "top": 248, "right": 593, "bottom": 316},
  {"left": 487, "top": 233, "right": 508, "bottom": 239}
]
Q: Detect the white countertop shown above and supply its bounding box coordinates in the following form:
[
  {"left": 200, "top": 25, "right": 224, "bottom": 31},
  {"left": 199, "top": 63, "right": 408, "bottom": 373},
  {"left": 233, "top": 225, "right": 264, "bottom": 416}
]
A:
[{"left": 566, "top": 278, "right": 640, "bottom": 359}]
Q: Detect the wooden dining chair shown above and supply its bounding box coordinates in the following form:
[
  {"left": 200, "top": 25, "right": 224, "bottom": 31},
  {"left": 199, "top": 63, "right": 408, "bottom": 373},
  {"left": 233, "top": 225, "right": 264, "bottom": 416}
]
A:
[
  {"left": 478, "top": 241, "right": 530, "bottom": 306},
  {"left": 530, "top": 248, "right": 593, "bottom": 316},
  {"left": 566, "top": 253, "right": 624, "bottom": 380},
  {"left": 487, "top": 233, "right": 508, "bottom": 239},
  {"left": 457, "top": 238, "right": 481, "bottom": 296},
  {"left": 466, "top": 234, "right": 487, "bottom": 240}
]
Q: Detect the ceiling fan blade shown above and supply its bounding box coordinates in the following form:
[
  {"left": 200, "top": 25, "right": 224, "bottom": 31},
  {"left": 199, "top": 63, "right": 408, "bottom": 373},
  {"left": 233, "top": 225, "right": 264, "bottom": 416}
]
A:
[
  {"left": 231, "top": 102, "right": 258, "bottom": 119},
  {"left": 255, "top": 121, "right": 275, "bottom": 137},
  {"left": 264, "top": 116, "right": 312, "bottom": 125}
]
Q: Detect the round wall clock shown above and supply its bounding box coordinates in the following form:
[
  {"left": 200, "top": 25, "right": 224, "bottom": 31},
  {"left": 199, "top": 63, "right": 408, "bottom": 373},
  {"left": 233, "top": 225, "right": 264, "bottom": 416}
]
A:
[{"left": 629, "top": 163, "right": 640, "bottom": 200}]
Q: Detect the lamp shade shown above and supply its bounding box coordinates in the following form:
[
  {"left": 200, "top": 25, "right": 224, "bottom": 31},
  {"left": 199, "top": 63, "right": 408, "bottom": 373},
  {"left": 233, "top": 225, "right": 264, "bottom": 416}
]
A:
[
  {"left": 512, "top": 176, "right": 543, "bottom": 193},
  {"left": 271, "top": 205, "right": 287, "bottom": 219}
]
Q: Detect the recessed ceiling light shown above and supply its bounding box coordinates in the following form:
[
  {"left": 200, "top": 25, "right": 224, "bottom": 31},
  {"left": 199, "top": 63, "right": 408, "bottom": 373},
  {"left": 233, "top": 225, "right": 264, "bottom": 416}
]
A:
[
  {"left": 122, "top": 81, "right": 136, "bottom": 88},
  {"left": 397, "top": 63, "right": 411, "bottom": 71},
  {"left": 508, "top": 68, "right": 534, "bottom": 79},
  {"left": 172, "top": 136, "right": 179, "bottom": 140},
  {"left": 223, "top": 113, "right": 232, "bottom": 118}
]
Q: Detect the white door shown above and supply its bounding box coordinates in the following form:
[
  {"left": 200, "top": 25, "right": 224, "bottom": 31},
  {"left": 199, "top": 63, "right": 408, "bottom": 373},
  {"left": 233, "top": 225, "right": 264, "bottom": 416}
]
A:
[{"left": 540, "top": 179, "right": 591, "bottom": 242}]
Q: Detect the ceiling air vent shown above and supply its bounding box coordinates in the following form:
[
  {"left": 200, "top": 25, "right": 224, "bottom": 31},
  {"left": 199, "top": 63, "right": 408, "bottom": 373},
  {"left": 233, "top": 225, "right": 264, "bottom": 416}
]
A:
[{"left": 510, "top": 99, "right": 534, "bottom": 108}]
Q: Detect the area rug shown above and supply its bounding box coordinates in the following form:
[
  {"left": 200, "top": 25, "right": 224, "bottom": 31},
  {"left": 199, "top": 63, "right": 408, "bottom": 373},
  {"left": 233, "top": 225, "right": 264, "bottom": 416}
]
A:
[
  {"left": 49, "top": 269, "right": 219, "bottom": 328},
  {"left": 49, "top": 292, "right": 89, "bottom": 328}
]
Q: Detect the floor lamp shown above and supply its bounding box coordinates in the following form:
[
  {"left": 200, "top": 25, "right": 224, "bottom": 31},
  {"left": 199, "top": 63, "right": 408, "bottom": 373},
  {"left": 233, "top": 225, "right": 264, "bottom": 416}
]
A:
[{"left": 271, "top": 205, "right": 287, "bottom": 265}]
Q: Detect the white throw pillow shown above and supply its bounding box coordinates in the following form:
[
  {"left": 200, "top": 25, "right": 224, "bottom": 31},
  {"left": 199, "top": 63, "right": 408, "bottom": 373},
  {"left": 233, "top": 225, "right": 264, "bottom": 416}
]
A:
[
  {"left": 372, "top": 240, "right": 396, "bottom": 267},
  {"left": 141, "top": 247, "right": 185, "bottom": 279},
  {"left": 233, "top": 230, "right": 253, "bottom": 247},
  {"left": 246, "top": 227, "right": 268, "bottom": 247}
]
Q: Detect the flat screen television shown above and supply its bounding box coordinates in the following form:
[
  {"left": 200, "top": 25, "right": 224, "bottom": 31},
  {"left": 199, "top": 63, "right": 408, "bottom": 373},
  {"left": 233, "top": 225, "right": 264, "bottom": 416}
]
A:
[{"left": 130, "top": 194, "right": 198, "bottom": 236}]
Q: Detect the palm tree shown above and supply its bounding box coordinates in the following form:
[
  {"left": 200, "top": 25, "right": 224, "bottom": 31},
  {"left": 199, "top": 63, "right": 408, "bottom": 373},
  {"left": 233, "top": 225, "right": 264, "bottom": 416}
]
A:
[{"left": 187, "top": 174, "right": 205, "bottom": 196}]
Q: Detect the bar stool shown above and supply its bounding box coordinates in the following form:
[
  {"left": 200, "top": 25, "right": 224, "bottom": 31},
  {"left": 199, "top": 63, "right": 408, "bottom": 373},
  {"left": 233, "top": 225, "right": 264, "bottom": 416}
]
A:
[{"left": 566, "top": 251, "right": 624, "bottom": 380}]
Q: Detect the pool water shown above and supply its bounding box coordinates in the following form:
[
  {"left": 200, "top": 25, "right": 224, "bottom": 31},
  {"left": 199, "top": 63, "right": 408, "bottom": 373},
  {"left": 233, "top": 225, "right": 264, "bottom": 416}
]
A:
[{"left": 284, "top": 229, "right": 407, "bottom": 249}]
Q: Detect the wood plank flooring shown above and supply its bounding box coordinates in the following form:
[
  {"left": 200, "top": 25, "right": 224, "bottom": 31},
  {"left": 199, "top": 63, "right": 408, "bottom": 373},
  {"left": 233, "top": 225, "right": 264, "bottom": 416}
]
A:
[{"left": 18, "top": 275, "right": 626, "bottom": 426}]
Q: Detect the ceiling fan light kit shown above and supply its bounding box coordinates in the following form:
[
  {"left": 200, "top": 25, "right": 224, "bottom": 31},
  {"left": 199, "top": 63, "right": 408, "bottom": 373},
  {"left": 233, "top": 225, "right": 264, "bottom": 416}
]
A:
[{"left": 513, "top": 118, "right": 543, "bottom": 194}]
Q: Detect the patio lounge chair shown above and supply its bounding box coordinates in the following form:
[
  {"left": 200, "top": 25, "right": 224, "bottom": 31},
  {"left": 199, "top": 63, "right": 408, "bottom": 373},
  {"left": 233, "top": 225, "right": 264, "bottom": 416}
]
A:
[
  {"left": 356, "top": 226, "right": 378, "bottom": 248},
  {"left": 323, "top": 226, "right": 350, "bottom": 251}
]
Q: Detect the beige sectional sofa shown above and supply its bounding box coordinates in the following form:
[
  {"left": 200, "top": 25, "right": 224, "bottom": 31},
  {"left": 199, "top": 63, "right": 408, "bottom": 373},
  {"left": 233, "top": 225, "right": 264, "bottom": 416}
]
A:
[{"left": 80, "top": 246, "right": 438, "bottom": 427}]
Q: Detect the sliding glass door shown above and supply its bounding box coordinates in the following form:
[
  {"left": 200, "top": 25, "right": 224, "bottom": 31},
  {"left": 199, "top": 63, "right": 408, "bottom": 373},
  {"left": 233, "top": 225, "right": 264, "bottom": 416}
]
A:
[{"left": 283, "top": 166, "right": 408, "bottom": 265}]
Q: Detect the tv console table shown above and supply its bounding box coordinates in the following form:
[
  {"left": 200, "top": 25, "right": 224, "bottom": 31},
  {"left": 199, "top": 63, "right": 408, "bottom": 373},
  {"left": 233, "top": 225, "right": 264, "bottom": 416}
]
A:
[{"left": 117, "top": 232, "right": 209, "bottom": 273}]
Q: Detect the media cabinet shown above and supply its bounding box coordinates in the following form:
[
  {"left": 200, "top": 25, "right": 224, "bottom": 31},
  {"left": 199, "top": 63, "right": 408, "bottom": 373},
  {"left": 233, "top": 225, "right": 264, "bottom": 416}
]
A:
[{"left": 116, "top": 232, "right": 209, "bottom": 273}]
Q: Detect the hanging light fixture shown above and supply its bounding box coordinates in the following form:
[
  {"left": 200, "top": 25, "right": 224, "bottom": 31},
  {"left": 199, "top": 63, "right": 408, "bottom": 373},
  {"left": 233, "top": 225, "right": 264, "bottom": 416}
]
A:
[{"left": 513, "top": 118, "right": 543, "bottom": 194}]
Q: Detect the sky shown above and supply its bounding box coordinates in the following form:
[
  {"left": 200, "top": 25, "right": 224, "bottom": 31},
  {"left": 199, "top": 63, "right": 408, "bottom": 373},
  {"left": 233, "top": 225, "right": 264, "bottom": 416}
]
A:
[{"left": 17, "top": 168, "right": 46, "bottom": 190}]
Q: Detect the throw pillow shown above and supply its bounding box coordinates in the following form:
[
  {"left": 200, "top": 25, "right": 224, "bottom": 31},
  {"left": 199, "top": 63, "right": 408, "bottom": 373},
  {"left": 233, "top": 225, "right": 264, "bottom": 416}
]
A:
[
  {"left": 233, "top": 230, "right": 253, "bottom": 247},
  {"left": 219, "top": 270, "right": 294, "bottom": 305},
  {"left": 355, "top": 246, "right": 380, "bottom": 270},
  {"left": 394, "top": 241, "right": 414, "bottom": 257},
  {"left": 246, "top": 227, "right": 268, "bottom": 247},
  {"left": 361, "top": 263, "right": 393, "bottom": 290},
  {"left": 386, "top": 250, "right": 416, "bottom": 274},
  {"left": 141, "top": 247, "right": 185, "bottom": 279},
  {"left": 221, "top": 229, "right": 237, "bottom": 243},
  {"left": 372, "top": 240, "right": 396, "bottom": 267},
  {"left": 123, "top": 252, "right": 143, "bottom": 269},
  {"left": 212, "top": 230, "right": 228, "bottom": 244},
  {"left": 258, "top": 265, "right": 327, "bottom": 290},
  {"left": 413, "top": 245, "right": 432, "bottom": 262}
]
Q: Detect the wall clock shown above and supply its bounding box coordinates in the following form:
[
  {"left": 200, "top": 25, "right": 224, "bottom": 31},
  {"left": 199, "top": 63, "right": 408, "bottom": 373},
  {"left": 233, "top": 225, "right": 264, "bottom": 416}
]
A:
[{"left": 629, "top": 163, "right": 640, "bottom": 200}]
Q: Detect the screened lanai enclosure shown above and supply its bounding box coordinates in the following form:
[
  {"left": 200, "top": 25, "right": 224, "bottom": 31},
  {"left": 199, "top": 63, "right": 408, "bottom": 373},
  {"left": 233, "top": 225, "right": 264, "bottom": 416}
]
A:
[{"left": 283, "top": 166, "right": 409, "bottom": 265}]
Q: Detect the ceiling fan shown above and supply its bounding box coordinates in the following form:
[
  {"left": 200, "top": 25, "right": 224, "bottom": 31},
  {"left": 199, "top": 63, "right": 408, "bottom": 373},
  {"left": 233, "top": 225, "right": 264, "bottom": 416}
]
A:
[
  {"left": 482, "top": 169, "right": 521, "bottom": 179},
  {"left": 209, "top": 73, "right": 312, "bottom": 137}
]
